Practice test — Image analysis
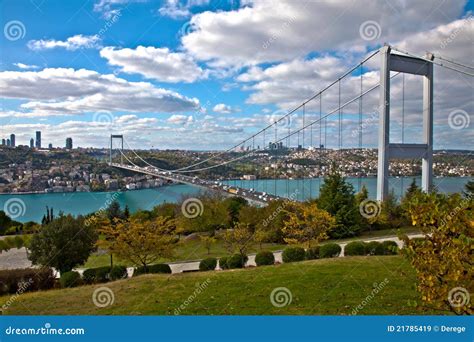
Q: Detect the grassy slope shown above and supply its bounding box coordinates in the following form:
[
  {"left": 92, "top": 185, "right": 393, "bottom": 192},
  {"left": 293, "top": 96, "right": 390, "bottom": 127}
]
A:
[
  {"left": 83, "top": 226, "right": 420, "bottom": 268},
  {"left": 0, "top": 256, "right": 443, "bottom": 315}
]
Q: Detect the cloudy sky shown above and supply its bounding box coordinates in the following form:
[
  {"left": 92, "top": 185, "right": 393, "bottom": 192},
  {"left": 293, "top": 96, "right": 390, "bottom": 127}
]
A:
[{"left": 0, "top": 0, "right": 472, "bottom": 150}]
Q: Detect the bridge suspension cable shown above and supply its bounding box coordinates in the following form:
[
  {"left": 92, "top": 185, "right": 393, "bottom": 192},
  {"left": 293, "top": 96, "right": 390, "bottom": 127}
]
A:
[
  {"left": 169, "top": 70, "right": 402, "bottom": 174},
  {"left": 159, "top": 49, "right": 382, "bottom": 173}
]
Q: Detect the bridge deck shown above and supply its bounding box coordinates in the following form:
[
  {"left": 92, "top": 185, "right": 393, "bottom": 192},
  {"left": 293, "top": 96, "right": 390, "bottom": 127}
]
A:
[{"left": 110, "top": 163, "right": 282, "bottom": 206}]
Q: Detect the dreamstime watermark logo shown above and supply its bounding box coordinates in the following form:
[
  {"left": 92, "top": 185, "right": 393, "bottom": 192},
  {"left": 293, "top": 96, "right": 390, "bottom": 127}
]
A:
[
  {"left": 92, "top": 110, "right": 115, "bottom": 129},
  {"left": 359, "top": 20, "right": 381, "bottom": 41},
  {"left": 179, "top": 21, "right": 193, "bottom": 36},
  {"left": 440, "top": 14, "right": 473, "bottom": 49},
  {"left": 359, "top": 199, "right": 381, "bottom": 219},
  {"left": 448, "top": 287, "right": 470, "bottom": 308},
  {"left": 181, "top": 198, "right": 204, "bottom": 218},
  {"left": 262, "top": 15, "right": 296, "bottom": 49},
  {"left": 98, "top": 10, "right": 122, "bottom": 38},
  {"left": 270, "top": 287, "right": 292, "bottom": 308},
  {"left": 439, "top": 192, "right": 472, "bottom": 228},
  {"left": 174, "top": 278, "right": 211, "bottom": 315},
  {"left": 262, "top": 190, "right": 298, "bottom": 227},
  {"left": 351, "top": 103, "right": 385, "bottom": 138},
  {"left": 1, "top": 278, "right": 33, "bottom": 312},
  {"left": 4, "top": 20, "right": 26, "bottom": 41},
  {"left": 352, "top": 278, "right": 389, "bottom": 315},
  {"left": 92, "top": 287, "right": 115, "bottom": 308},
  {"left": 448, "top": 109, "right": 470, "bottom": 130},
  {"left": 3, "top": 198, "right": 26, "bottom": 219},
  {"left": 270, "top": 110, "right": 292, "bottom": 129},
  {"left": 84, "top": 191, "right": 120, "bottom": 227}
]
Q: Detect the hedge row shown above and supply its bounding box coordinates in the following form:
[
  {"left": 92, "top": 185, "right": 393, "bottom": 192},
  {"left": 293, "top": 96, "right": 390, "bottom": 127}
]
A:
[
  {"left": 0, "top": 268, "right": 55, "bottom": 295},
  {"left": 133, "top": 264, "right": 171, "bottom": 276},
  {"left": 82, "top": 266, "right": 128, "bottom": 284},
  {"left": 344, "top": 240, "right": 398, "bottom": 256},
  {"left": 60, "top": 265, "right": 129, "bottom": 288},
  {"left": 218, "top": 254, "right": 248, "bottom": 270}
]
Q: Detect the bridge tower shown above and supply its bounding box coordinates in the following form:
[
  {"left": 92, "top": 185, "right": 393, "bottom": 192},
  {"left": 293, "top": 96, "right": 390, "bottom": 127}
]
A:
[
  {"left": 110, "top": 134, "right": 124, "bottom": 164},
  {"left": 377, "top": 45, "right": 434, "bottom": 201}
]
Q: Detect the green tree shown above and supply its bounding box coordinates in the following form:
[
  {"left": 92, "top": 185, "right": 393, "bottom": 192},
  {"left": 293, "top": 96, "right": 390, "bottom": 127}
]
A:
[
  {"left": 123, "top": 205, "right": 130, "bottom": 219},
  {"left": 28, "top": 214, "right": 98, "bottom": 273},
  {"left": 177, "top": 195, "right": 228, "bottom": 233},
  {"left": 0, "top": 211, "right": 14, "bottom": 235},
  {"left": 318, "top": 170, "right": 361, "bottom": 238},
  {"left": 463, "top": 180, "right": 474, "bottom": 198},
  {"left": 376, "top": 190, "right": 405, "bottom": 229},
  {"left": 405, "top": 178, "right": 420, "bottom": 201},
  {"left": 224, "top": 197, "right": 248, "bottom": 227},
  {"left": 106, "top": 200, "right": 124, "bottom": 222}
]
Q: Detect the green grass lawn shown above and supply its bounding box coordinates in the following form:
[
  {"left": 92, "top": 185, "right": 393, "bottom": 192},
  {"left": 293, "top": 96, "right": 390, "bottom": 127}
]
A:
[
  {"left": 0, "top": 255, "right": 443, "bottom": 315},
  {"left": 82, "top": 226, "right": 420, "bottom": 268}
]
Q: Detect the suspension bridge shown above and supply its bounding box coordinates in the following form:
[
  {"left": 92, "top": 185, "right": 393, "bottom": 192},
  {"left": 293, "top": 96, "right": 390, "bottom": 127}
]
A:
[{"left": 109, "top": 45, "right": 473, "bottom": 205}]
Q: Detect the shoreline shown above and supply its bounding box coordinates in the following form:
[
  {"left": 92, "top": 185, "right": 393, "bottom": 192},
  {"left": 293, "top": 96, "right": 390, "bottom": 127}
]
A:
[{"left": 0, "top": 175, "right": 471, "bottom": 196}]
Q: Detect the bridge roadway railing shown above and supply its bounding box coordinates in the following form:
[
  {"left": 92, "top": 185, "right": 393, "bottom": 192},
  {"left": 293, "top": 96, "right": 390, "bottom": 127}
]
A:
[{"left": 109, "top": 162, "right": 277, "bottom": 206}]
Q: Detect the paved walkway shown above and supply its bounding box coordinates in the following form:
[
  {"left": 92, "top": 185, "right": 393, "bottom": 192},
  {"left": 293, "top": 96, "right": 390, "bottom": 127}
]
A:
[{"left": 0, "top": 234, "right": 424, "bottom": 275}]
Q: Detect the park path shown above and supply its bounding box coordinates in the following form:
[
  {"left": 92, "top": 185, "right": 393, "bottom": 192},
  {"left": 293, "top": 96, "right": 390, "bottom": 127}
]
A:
[{"left": 0, "top": 233, "right": 424, "bottom": 275}]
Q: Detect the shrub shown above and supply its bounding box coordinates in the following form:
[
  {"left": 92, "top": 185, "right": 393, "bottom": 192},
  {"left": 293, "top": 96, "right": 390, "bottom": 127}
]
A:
[
  {"left": 60, "top": 271, "right": 81, "bottom": 288},
  {"left": 382, "top": 240, "right": 399, "bottom": 255},
  {"left": 148, "top": 264, "right": 172, "bottom": 274},
  {"left": 305, "top": 246, "right": 320, "bottom": 260},
  {"left": 319, "top": 243, "right": 341, "bottom": 258},
  {"left": 0, "top": 268, "right": 55, "bottom": 295},
  {"left": 199, "top": 258, "right": 217, "bottom": 271},
  {"left": 365, "top": 241, "right": 385, "bottom": 255},
  {"left": 109, "top": 266, "right": 128, "bottom": 280},
  {"left": 255, "top": 251, "right": 275, "bottom": 266},
  {"left": 219, "top": 257, "right": 229, "bottom": 270},
  {"left": 133, "top": 264, "right": 171, "bottom": 276},
  {"left": 227, "top": 254, "right": 248, "bottom": 269},
  {"left": 94, "top": 266, "right": 111, "bottom": 283},
  {"left": 282, "top": 247, "right": 305, "bottom": 263},
  {"left": 344, "top": 241, "right": 366, "bottom": 256},
  {"left": 82, "top": 266, "right": 115, "bottom": 284},
  {"left": 82, "top": 268, "right": 97, "bottom": 284}
]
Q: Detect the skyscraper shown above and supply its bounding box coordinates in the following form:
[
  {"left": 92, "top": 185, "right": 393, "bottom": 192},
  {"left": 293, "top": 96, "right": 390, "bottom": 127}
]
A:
[
  {"left": 35, "top": 131, "right": 41, "bottom": 148},
  {"left": 1, "top": 139, "right": 5, "bottom": 146},
  {"left": 65, "top": 137, "right": 73, "bottom": 149},
  {"left": 30, "top": 138, "right": 34, "bottom": 148},
  {"left": 10, "top": 134, "right": 15, "bottom": 147},
  {"left": 6, "top": 139, "right": 10, "bottom": 147},
  {"left": 48, "top": 143, "right": 53, "bottom": 149}
]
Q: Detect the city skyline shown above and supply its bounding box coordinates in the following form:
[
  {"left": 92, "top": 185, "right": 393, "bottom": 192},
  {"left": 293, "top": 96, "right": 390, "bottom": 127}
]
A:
[{"left": 0, "top": 1, "right": 473, "bottom": 151}]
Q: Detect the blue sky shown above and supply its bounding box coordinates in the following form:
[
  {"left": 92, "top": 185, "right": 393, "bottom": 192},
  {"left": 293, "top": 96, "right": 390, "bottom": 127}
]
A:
[{"left": 0, "top": 0, "right": 472, "bottom": 150}]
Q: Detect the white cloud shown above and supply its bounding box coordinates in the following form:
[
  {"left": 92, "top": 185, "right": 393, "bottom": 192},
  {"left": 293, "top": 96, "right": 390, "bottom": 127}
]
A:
[
  {"left": 13, "top": 63, "right": 39, "bottom": 70},
  {"left": 167, "top": 114, "right": 194, "bottom": 125},
  {"left": 212, "top": 103, "right": 238, "bottom": 114},
  {"left": 158, "top": 0, "right": 210, "bottom": 19},
  {"left": 182, "top": 0, "right": 465, "bottom": 67},
  {"left": 27, "top": 34, "right": 101, "bottom": 51},
  {"left": 0, "top": 68, "right": 199, "bottom": 115},
  {"left": 94, "top": 0, "right": 147, "bottom": 19},
  {"left": 100, "top": 46, "right": 204, "bottom": 83}
]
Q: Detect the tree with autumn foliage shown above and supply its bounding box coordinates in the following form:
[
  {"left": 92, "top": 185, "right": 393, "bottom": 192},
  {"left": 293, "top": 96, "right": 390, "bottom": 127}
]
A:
[
  {"left": 223, "top": 222, "right": 253, "bottom": 256},
  {"left": 401, "top": 191, "right": 473, "bottom": 315},
  {"left": 98, "top": 216, "right": 178, "bottom": 271},
  {"left": 282, "top": 202, "right": 336, "bottom": 248}
]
